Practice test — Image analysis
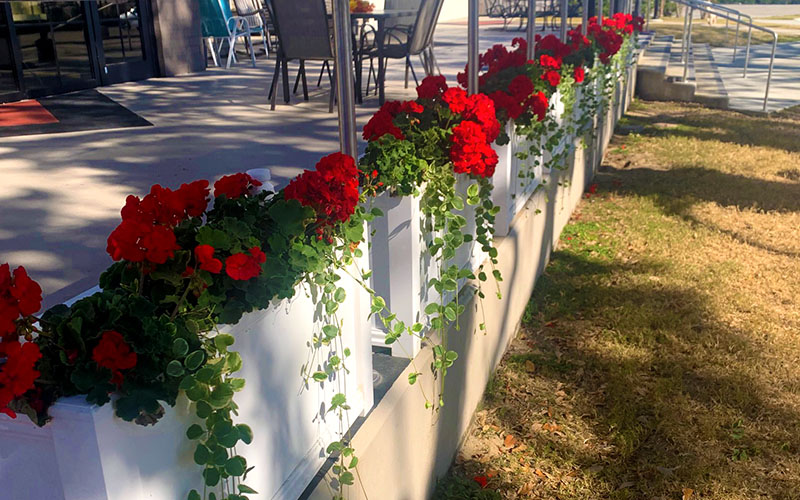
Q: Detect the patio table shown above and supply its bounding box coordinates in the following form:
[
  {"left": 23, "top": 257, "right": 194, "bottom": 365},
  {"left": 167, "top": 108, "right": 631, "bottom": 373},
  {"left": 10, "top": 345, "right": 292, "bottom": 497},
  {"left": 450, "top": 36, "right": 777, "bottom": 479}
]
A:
[{"left": 351, "top": 9, "right": 418, "bottom": 105}]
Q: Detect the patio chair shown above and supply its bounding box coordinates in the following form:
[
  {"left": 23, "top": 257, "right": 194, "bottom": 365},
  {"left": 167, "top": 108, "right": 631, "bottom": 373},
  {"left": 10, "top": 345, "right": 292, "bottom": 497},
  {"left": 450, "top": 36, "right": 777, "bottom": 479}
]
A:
[
  {"left": 267, "top": 0, "right": 336, "bottom": 112},
  {"left": 484, "top": 0, "right": 527, "bottom": 30},
  {"left": 375, "top": 0, "right": 445, "bottom": 93},
  {"left": 199, "top": 0, "right": 257, "bottom": 69},
  {"left": 232, "top": 0, "right": 275, "bottom": 58}
]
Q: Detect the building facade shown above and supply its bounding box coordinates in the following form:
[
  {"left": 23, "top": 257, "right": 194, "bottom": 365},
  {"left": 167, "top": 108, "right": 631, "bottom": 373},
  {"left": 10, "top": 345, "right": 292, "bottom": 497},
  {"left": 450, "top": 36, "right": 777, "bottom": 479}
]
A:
[{"left": 0, "top": 0, "right": 204, "bottom": 103}]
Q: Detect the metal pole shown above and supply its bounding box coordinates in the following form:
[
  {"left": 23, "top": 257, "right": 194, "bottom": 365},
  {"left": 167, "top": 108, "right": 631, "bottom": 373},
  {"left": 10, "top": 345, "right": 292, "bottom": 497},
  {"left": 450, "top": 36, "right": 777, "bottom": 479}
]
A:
[
  {"left": 743, "top": 26, "right": 753, "bottom": 77},
  {"left": 732, "top": 15, "right": 740, "bottom": 61},
  {"left": 634, "top": 0, "right": 641, "bottom": 18},
  {"left": 331, "top": 0, "right": 357, "bottom": 158},
  {"left": 560, "top": 0, "right": 568, "bottom": 41},
  {"left": 527, "top": 0, "right": 537, "bottom": 60},
  {"left": 598, "top": 0, "right": 604, "bottom": 22},
  {"left": 763, "top": 34, "right": 777, "bottom": 112},
  {"left": 680, "top": 4, "right": 689, "bottom": 63},
  {"left": 582, "top": 0, "right": 589, "bottom": 35},
  {"left": 683, "top": 6, "right": 693, "bottom": 81},
  {"left": 468, "top": 0, "right": 479, "bottom": 94},
  {"left": 646, "top": 0, "right": 651, "bottom": 31}
]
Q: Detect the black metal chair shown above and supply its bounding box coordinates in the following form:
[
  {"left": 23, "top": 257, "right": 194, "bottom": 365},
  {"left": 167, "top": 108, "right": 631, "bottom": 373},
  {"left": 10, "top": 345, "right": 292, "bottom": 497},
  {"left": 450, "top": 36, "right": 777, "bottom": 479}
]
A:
[
  {"left": 266, "top": 0, "right": 336, "bottom": 111},
  {"left": 374, "top": 0, "right": 445, "bottom": 95}
]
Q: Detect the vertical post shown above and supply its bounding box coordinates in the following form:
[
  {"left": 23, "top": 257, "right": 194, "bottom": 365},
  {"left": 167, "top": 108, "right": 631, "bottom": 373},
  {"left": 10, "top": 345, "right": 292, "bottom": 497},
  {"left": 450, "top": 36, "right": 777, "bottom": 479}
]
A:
[
  {"left": 634, "top": 0, "right": 641, "bottom": 18},
  {"left": 598, "top": 0, "right": 604, "bottom": 21},
  {"left": 468, "top": 0, "right": 479, "bottom": 94},
  {"left": 683, "top": 6, "right": 693, "bottom": 81},
  {"left": 681, "top": 3, "right": 689, "bottom": 63},
  {"left": 560, "top": 0, "right": 568, "bottom": 41},
  {"left": 331, "top": 0, "right": 357, "bottom": 158},
  {"left": 527, "top": 0, "right": 537, "bottom": 60},
  {"left": 743, "top": 26, "right": 753, "bottom": 77},
  {"left": 582, "top": 0, "right": 589, "bottom": 35},
  {"left": 763, "top": 34, "right": 777, "bottom": 112},
  {"left": 652, "top": 0, "right": 660, "bottom": 19}
]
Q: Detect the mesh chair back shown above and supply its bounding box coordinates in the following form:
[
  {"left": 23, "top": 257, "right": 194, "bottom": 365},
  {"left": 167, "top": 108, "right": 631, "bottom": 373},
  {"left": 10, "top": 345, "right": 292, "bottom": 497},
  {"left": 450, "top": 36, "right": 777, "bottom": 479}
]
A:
[
  {"left": 269, "top": 0, "right": 332, "bottom": 60},
  {"left": 233, "top": 0, "right": 264, "bottom": 29},
  {"left": 384, "top": 0, "right": 421, "bottom": 31},
  {"left": 200, "top": 0, "right": 231, "bottom": 38},
  {"left": 408, "top": 0, "right": 444, "bottom": 55}
]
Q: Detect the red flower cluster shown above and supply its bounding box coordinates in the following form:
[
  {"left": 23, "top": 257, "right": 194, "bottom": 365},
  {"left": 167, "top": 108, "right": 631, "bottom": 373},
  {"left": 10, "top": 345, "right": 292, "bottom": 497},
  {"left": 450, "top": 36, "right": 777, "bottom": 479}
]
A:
[
  {"left": 0, "top": 340, "right": 42, "bottom": 418},
  {"left": 92, "top": 330, "right": 137, "bottom": 387},
  {"left": 442, "top": 87, "right": 501, "bottom": 143},
  {"left": 284, "top": 152, "right": 361, "bottom": 226},
  {"left": 574, "top": 66, "right": 586, "bottom": 83},
  {"left": 225, "top": 247, "right": 266, "bottom": 281},
  {"left": 416, "top": 75, "right": 448, "bottom": 100},
  {"left": 107, "top": 180, "right": 210, "bottom": 265},
  {"left": 362, "top": 99, "right": 421, "bottom": 141},
  {"left": 450, "top": 120, "right": 499, "bottom": 178},
  {"left": 0, "top": 264, "right": 42, "bottom": 348},
  {"left": 457, "top": 37, "right": 528, "bottom": 89},
  {"left": 586, "top": 13, "right": 642, "bottom": 64},
  {"left": 488, "top": 79, "right": 549, "bottom": 122},
  {"left": 213, "top": 173, "right": 262, "bottom": 200},
  {"left": 194, "top": 244, "right": 223, "bottom": 274}
]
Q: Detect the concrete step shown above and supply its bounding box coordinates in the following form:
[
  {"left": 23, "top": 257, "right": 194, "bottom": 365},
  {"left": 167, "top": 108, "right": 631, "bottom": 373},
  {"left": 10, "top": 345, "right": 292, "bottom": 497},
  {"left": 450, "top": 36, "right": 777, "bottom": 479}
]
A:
[
  {"left": 636, "top": 35, "right": 696, "bottom": 102},
  {"left": 692, "top": 43, "right": 729, "bottom": 109}
]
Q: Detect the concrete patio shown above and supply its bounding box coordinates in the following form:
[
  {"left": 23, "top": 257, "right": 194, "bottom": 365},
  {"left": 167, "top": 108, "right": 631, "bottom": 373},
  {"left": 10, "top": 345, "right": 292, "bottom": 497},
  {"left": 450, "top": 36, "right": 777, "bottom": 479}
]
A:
[{"left": 0, "top": 22, "right": 532, "bottom": 307}]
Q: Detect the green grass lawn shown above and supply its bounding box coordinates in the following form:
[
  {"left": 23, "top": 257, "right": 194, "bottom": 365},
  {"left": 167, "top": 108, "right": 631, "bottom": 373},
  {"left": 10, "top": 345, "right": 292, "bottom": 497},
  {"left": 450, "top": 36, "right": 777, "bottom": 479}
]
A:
[
  {"left": 650, "top": 20, "right": 800, "bottom": 46},
  {"left": 434, "top": 100, "right": 800, "bottom": 499}
]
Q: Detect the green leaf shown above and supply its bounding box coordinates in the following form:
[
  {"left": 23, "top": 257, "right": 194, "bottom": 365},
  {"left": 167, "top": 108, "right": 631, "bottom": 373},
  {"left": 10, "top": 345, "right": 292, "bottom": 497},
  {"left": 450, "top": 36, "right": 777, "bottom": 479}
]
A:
[
  {"left": 340, "top": 471, "right": 355, "bottom": 485},
  {"left": 172, "top": 338, "right": 189, "bottom": 357},
  {"left": 408, "top": 372, "right": 420, "bottom": 385},
  {"left": 424, "top": 303, "right": 439, "bottom": 315},
  {"left": 166, "top": 360, "right": 185, "bottom": 377},
  {"left": 203, "top": 467, "right": 220, "bottom": 487},
  {"left": 186, "top": 424, "right": 204, "bottom": 440},
  {"left": 209, "top": 383, "right": 235, "bottom": 409},
  {"left": 322, "top": 325, "right": 339, "bottom": 339},
  {"left": 330, "top": 393, "right": 346, "bottom": 409},
  {"left": 194, "top": 444, "right": 210, "bottom": 465},
  {"left": 334, "top": 287, "right": 346, "bottom": 303},
  {"left": 237, "top": 424, "right": 254, "bottom": 444},
  {"left": 188, "top": 490, "right": 201, "bottom": 500},
  {"left": 195, "top": 400, "right": 212, "bottom": 418},
  {"left": 214, "top": 334, "right": 235, "bottom": 352},
  {"left": 445, "top": 351, "right": 459, "bottom": 362},
  {"left": 444, "top": 305, "right": 457, "bottom": 322},
  {"left": 184, "top": 350, "right": 205, "bottom": 371},
  {"left": 225, "top": 456, "right": 247, "bottom": 476},
  {"left": 229, "top": 377, "right": 246, "bottom": 391},
  {"left": 467, "top": 183, "right": 479, "bottom": 198},
  {"left": 312, "top": 371, "right": 328, "bottom": 382},
  {"left": 194, "top": 366, "right": 215, "bottom": 383},
  {"left": 238, "top": 485, "right": 258, "bottom": 494},
  {"left": 349, "top": 456, "right": 359, "bottom": 468}
]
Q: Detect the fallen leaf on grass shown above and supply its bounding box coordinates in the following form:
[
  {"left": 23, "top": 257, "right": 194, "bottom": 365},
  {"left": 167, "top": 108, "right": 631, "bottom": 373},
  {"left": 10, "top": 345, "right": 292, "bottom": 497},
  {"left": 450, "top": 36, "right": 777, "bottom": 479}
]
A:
[
  {"left": 525, "top": 360, "right": 536, "bottom": 373},
  {"left": 504, "top": 434, "right": 518, "bottom": 449},
  {"left": 682, "top": 488, "right": 694, "bottom": 500},
  {"left": 542, "top": 422, "right": 561, "bottom": 433}
]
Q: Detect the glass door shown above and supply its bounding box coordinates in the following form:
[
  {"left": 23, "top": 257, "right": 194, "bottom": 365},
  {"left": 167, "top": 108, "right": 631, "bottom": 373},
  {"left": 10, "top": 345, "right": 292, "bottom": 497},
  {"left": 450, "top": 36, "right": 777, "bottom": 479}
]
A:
[
  {"left": 91, "top": 0, "right": 157, "bottom": 84},
  {"left": 0, "top": 5, "right": 24, "bottom": 102},
  {"left": 9, "top": 1, "right": 100, "bottom": 98}
]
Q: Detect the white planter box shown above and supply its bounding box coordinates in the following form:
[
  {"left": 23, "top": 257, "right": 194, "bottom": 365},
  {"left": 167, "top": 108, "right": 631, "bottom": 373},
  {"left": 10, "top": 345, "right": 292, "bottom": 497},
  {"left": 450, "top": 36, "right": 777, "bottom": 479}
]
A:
[
  {"left": 0, "top": 265, "right": 373, "bottom": 500},
  {"left": 368, "top": 178, "right": 484, "bottom": 357}
]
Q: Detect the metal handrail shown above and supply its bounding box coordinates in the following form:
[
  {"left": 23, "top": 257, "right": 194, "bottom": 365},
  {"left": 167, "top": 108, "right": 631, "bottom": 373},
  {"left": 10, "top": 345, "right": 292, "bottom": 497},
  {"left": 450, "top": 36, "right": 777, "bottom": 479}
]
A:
[
  {"left": 678, "top": 0, "right": 753, "bottom": 64},
  {"left": 672, "top": 0, "right": 778, "bottom": 112}
]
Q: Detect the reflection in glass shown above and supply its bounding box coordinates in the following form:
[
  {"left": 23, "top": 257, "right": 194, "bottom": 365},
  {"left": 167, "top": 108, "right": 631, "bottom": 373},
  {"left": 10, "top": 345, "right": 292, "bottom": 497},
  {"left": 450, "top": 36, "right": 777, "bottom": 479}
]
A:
[
  {"left": 0, "top": 7, "right": 19, "bottom": 96},
  {"left": 98, "top": 0, "right": 144, "bottom": 65},
  {"left": 11, "top": 1, "right": 94, "bottom": 93}
]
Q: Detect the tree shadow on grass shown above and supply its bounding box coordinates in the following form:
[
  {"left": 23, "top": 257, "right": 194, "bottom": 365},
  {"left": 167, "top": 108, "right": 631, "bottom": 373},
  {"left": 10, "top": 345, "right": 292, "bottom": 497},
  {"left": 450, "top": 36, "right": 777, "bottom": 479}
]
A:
[
  {"left": 620, "top": 102, "right": 800, "bottom": 154},
  {"left": 440, "top": 252, "right": 800, "bottom": 499}
]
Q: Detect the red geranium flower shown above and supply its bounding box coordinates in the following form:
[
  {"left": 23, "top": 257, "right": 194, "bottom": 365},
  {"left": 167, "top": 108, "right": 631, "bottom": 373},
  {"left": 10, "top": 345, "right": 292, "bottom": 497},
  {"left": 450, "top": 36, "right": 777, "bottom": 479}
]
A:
[
  {"left": 463, "top": 92, "right": 501, "bottom": 143},
  {"left": 284, "top": 153, "right": 360, "bottom": 226},
  {"left": 450, "top": 121, "right": 499, "bottom": 178},
  {"left": 526, "top": 91, "right": 549, "bottom": 122},
  {"left": 194, "top": 245, "right": 223, "bottom": 274},
  {"left": 442, "top": 87, "right": 469, "bottom": 114},
  {"left": 473, "top": 475, "right": 488, "bottom": 488},
  {"left": 107, "top": 220, "right": 179, "bottom": 265},
  {"left": 363, "top": 109, "right": 404, "bottom": 141},
  {"left": 416, "top": 75, "right": 448, "bottom": 100},
  {"left": 0, "top": 264, "right": 42, "bottom": 345},
  {"left": 542, "top": 70, "right": 561, "bottom": 88},
  {"left": 213, "top": 173, "right": 262, "bottom": 200},
  {"left": 175, "top": 179, "right": 210, "bottom": 218},
  {"left": 225, "top": 247, "right": 266, "bottom": 281},
  {"left": 574, "top": 66, "right": 585, "bottom": 83},
  {"left": 92, "top": 330, "right": 137, "bottom": 387},
  {"left": 0, "top": 341, "right": 42, "bottom": 418}
]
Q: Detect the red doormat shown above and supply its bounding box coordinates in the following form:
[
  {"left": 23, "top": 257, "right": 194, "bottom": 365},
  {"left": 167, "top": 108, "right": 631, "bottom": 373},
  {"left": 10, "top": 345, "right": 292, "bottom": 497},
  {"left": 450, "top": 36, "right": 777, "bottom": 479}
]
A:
[{"left": 0, "top": 100, "right": 59, "bottom": 127}]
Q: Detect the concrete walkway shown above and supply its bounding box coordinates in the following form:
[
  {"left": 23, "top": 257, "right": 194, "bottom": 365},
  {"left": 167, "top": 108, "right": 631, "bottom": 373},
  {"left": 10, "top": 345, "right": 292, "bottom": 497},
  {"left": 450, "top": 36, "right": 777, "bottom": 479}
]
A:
[
  {"left": 712, "top": 42, "right": 800, "bottom": 114},
  {"left": 0, "top": 24, "right": 531, "bottom": 307}
]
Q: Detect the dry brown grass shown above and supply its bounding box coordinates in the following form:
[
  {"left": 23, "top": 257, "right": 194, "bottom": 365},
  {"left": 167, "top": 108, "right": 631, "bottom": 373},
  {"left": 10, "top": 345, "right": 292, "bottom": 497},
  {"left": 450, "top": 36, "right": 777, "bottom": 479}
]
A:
[{"left": 434, "top": 100, "right": 800, "bottom": 500}]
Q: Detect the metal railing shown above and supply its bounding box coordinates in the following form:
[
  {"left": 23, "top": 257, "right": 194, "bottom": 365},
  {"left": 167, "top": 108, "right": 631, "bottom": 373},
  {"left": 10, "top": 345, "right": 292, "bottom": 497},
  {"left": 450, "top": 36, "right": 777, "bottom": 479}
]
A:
[
  {"left": 678, "top": 0, "right": 753, "bottom": 65},
  {"left": 673, "top": 0, "right": 777, "bottom": 112}
]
